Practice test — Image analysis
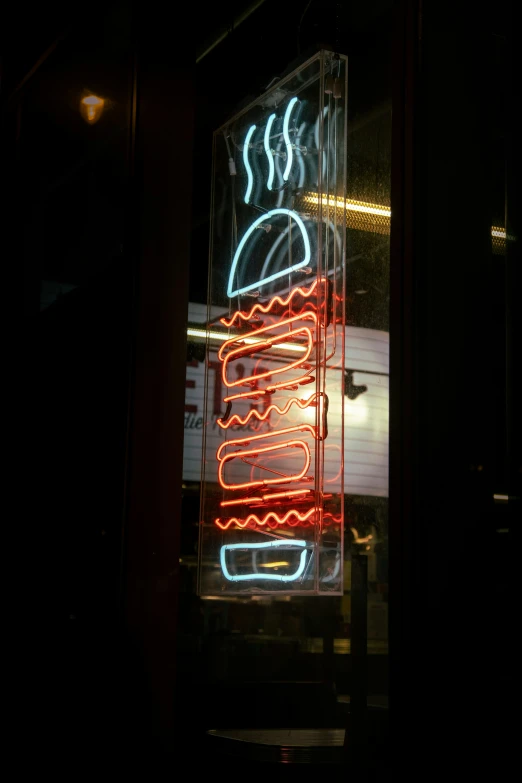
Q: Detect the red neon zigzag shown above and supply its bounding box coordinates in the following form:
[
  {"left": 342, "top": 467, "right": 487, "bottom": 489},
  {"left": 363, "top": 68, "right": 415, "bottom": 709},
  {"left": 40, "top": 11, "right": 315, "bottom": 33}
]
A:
[
  {"left": 219, "top": 278, "right": 326, "bottom": 328},
  {"left": 215, "top": 507, "right": 318, "bottom": 530},
  {"left": 217, "top": 392, "right": 322, "bottom": 429},
  {"left": 214, "top": 509, "right": 343, "bottom": 530}
]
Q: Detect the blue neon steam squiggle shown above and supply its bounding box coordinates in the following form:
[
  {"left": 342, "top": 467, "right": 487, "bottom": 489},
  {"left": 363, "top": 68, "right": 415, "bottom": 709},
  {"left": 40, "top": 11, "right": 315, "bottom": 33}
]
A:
[
  {"left": 283, "top": 97, "right": 298, "bottom": 181},
  {"left": 264, "top": 114, "right": 276, "bottom": 191},
  {"left": 220, "top": 539, "right": 308, "bottom": 582},
  {"left": 227, "top": 208, "right": 311, "bottom": 297},
  {"left": 243, "top": 124, "right": 257, "bottom": 204}
]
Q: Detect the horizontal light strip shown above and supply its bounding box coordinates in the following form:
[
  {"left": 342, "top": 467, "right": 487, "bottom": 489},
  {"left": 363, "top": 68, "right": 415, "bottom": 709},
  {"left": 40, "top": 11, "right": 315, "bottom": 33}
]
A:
[
  {"left": 187, "top": 327, "right": 306, "bottom": 352},
  {"left": 303, "top": 193, "right": 391, "bottom": 218},
  {"left": 304, "top": 193, "right": 507, "bottom": 241}
]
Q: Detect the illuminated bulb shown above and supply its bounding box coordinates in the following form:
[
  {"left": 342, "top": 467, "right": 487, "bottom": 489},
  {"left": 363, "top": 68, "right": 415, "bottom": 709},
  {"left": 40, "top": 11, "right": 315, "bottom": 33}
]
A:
[{"left": 80, "top": 94, "right": 104, "bottom": 124}]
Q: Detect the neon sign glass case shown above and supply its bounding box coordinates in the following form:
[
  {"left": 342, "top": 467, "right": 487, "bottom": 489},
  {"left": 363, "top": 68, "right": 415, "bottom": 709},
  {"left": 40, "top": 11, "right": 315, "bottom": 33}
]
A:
[{"left": 198, "top": 51, "right": 347, "bottom": 596}]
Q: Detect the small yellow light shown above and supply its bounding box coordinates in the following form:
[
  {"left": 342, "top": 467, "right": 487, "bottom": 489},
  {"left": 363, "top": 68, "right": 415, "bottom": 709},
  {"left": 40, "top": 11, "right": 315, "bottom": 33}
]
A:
[
  {"left": 258, "top": 561, "right": 290, "bottom": 568},
  {"left": 80, "top": 94, "right": 104, "bottom": 124}
]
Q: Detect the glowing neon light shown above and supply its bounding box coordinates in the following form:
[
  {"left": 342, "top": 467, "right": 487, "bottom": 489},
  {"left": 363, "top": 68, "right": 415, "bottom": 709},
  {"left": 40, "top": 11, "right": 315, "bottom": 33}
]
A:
[
  {"left": 219, "top": 328, "right": 312, "bottom": 367},
  {"left": 283, "top": 97, "right": 298, "bottom": 181},
  {"left": 227, "top": 208, "right": 311, "bottom": 298},
  {"left": 219, "top": 312, "right": 316, "bottom": 387},
  {"left": 187, "top": 328, "right": 307, "bottom": 353},
  {"left": 218, "top": 438, "right": 311, "bottom": 491},
  {"left": 262, "top": 489, "right": 312, "bottom": 501},
  {"left": 220, "top": 539, "right": 307, "bottom": 582},
  {"left": 223, "top": 389, "right": 268, "bottom": 403},
  {"left": 220, "top": 278, "right": 326, "bottom": 328},
  {"left": 220, "top": 490, "right": 312, "bottom": 508},
  {"left": 215, "top": 507, "right": 317, "bottom": 530},
  {"left": 264, "top": 113, "right": 276, "bottom": 190},
  {"left": 266, "top": 375, "right": 315, "bottom": 392},
  {"left": 218, "top": 392, "right": 322, "bottom": 429},
  {"left": 222, "top": 376, "right": 315, "bottom": 401},
  {"left": 216, "top": 424, "right": 320, "bottom": 462},
  {"left": 243, "top": 124, "right": 256, "bottom": 204}
]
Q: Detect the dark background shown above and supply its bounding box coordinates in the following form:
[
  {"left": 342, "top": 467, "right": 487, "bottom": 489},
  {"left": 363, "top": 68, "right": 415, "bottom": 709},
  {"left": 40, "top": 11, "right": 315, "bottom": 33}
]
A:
[{"left": 7, "top": 0, "right": 520, "bottom": 771}]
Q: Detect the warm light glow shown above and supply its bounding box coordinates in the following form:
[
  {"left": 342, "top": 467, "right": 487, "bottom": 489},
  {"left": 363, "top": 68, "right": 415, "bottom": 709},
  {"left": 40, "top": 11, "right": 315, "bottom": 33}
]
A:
[
  {"left": 216, "top": 424, "right": 320, "bottom": 461},
  {"left": 258, "top": 561, "right": 290, "bottom": 568},
  {"left": 345, "top": 396, "right": 369, "bottom": 424},
  {"left": 227, "top": 208, "right": 311, "bottom": 297},
  {"left": 80, "top": 94, "right": 104, "bottom": 124},
  {"left": 219, "top": 312, "right": 316, "bottom": 388},
  {"left": 220, "top": 539, "right": 308, "bottom": 582},
  {"left": 220, "top": 278, "right": 326, "bottom": 328},
  {"left": 351, "top": 526, "right": 374, "bottom": 544},
  {"left": 261, "top": 489, "right": 312, "bottom": 501},
  {"left": 301, "top": 193, "right": 506, "bottom": 244},
  {"left": 493, "top": 494, "right": 509, "bottom": 501},
  {"left": 220, "top": 489, "right": 312, "bottom": 508},
  {"left": 187, "top": 327, "right": 307, "bottom": 353},
  {"left": 217, "top": 438, "right": 312, "bottom": 490},
  {"left": 218, "top": 391, "right": 323, "bottom": 429},
  {"left": 303, "top": 193, "right": 391, "bottom": 217},
  {"left": 215, "top": 507, "right": 317, "bottom": 530}
]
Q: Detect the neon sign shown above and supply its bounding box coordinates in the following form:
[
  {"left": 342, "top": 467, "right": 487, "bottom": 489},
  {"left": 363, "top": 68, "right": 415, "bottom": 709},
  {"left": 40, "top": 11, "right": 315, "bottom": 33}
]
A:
[
  {"left": 199, "top": 52, "right": 347, "bottom": 595},
  {"left": 220, "top": 540, "right": 308, "bottom": 583},
  {"left": 227, "top": 208, "right": 311, "bottom": 297}
]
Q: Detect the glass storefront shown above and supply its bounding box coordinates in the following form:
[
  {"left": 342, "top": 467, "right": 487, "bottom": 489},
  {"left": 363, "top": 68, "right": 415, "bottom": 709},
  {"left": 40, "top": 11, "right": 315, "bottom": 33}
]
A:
[{"left": 178, "top": 7, "right": 394, "bottom": 735}]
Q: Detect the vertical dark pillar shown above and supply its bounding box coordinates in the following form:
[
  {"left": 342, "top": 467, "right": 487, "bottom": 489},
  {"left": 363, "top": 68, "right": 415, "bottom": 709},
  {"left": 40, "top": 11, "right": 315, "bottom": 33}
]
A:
[
  {"left": 390, "top": 0, "right": 515, "bottom": 776},
  {"left": 122, "top": 1, "right": 194, "bottom": 751}
]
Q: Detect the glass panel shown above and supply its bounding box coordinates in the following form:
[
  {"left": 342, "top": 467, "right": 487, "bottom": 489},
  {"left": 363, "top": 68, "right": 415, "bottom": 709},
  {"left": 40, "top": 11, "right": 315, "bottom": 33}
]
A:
[{"left": 198, "top": 51, "right": 348, "bottom": 597}]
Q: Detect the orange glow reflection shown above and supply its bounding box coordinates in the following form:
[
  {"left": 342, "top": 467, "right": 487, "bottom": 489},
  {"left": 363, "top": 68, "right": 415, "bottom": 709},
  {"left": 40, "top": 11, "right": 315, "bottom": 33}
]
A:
[{"left": 80, "top": 94, "right": 104, "bottom": 124}]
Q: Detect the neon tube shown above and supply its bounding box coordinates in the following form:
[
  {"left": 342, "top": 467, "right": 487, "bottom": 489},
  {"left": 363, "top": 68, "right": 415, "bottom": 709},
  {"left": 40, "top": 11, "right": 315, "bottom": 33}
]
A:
[
  {"left": 223, "top": 389, "right": 268, "bottom": 403},
  {"left": 219, "top": 312, "right": 316, "bottom": 387},
  {"left": 220, "top": 539, "right": 307, "bottom": 582},
  {"left": 220, "top": 327, "right": 313, "bottom": 385},
  {"left": 227, "top": 208, "right": 311, "bottom": 298},
  {"left": 218, "top": 438, "right": 311, "bottom": 491},
  {"left": 223, "top": 375, "right": 316, "bottom": 399},
  {"left": 265, "top": 375, "right": 315, "bottom": 392},
  {"left": 243, "top": 124, "right": 256, "bottom": 204},
  {"left": 220, "top": 490, "right": 312, "bottom": 508},
  {"left": 283, "top": 97, "right": 298, "bottom": 181},
  {"left": 220, "top": 278, "right": 326, "bottom": 328},
  {"left": 264, "top": 113, "right": 276, "bottom": 190},
  {"left": 216, "top": 424, "right": 319, "bottom": 461},
  {"left": 187, "top": 328, "right": 307, "bottom": 353},
  {"left": 217, "top": 392, "right": 322, "bottom": 429},
  {"left": 216, "top": 507, "right": 317, "bottom": 530},
  {"left": 262, "top": 489, "right": 312, "bottom": 501}
]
